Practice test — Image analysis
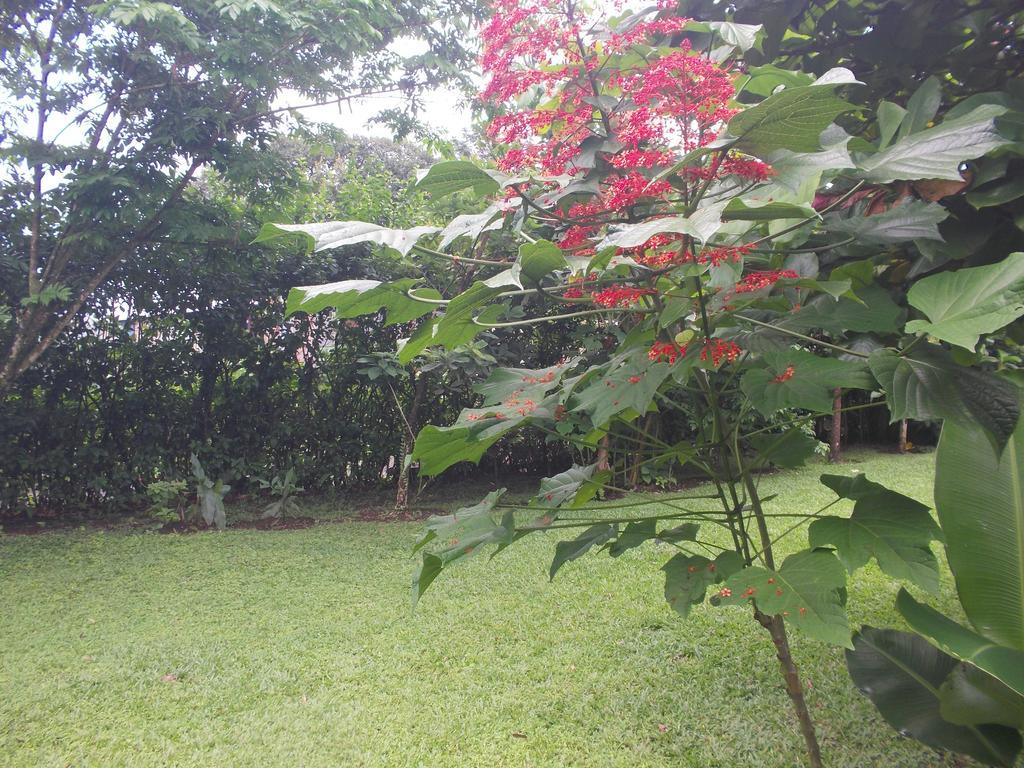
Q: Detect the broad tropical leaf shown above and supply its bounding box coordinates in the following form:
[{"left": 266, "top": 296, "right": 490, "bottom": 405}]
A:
[
  {"left": 411, "top": 490, "right": 512, "bottom": 605},
  {"left": 869, "top": 347, "right": 1021, "bottom": 449},
  {"left": 897, "top": 590, "right": 1024, "bottom": 699},
  {"left": 846, "top": 627, "right": 1021, "bottom": 767},
  {"left": 596, "top": 201, "right": 728, "bottom": 249},
  {"left": 285, "top": 277, "right": 439, "bottom": 324},
  {"left": 475, "top": 361, "right": 575, "bottom": 406},
  {"left": 940, "top": 663, "right": 1024, "bottom": 731},
  {"left": 571, "top": 352, "right": 674, "bottom": 427},
  {"left": 935, "top": 414, "right": 1024, "bottom": 649},
  {"left": 716, "top": 548, "right": 852, "bottom": 647},
  {"left": 411, "top": 425, "right": 501, "bottom": 476},
  {"left": 810, "top": 474, "right": 942, "bottom": 592},
  {"left": 740, "top": 348, "right": 875, "bottom": 415},
  {"left": 517, "top": 240, "right": 568, "bottom": 285},
  {"left": 906, "top": 252, "right": 1024, "bottom": 350},
  {"left": 437, "top": 206, "right": 505, "bottom": 249},
  {"left": 781, "top": 285, "right": 903, "bottom": 335},
  {"left": 663, "top": 551, "right": 744, "bottom": 618},
  {"left": 827, "top": 200, "right": 948, "bottom": 242},
  {"left": 748, "top": 428, "right": 820, "bottom": 469},
  {"left": 534, "top": 464, "right": 604, "bottom": 508},
  {"left": 726, "top": 80, "right": 856, "bottom": 156},
  {"left": 415, "top": 160, "right": 520, "bottom": 198},
  {"left": 859, "top": 104, "right": 1010, "bottom": 183},
  {"left": 549, "top": 524, "right": 617, "bottom": 579},
  {"left": 255, "top": 221, "right": 439, "bottom": 256}
]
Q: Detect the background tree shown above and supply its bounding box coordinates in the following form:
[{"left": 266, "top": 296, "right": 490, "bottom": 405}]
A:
[{"left": 0, "top": 0, "right": 482, "bottom": 389}]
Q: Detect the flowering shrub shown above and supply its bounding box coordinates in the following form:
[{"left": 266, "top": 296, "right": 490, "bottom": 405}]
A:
[{"left": 261, "top": 3, "right": 1024, "bottom": 764}]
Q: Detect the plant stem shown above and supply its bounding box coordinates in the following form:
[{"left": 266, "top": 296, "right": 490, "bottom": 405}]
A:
[{"left": 755, "top": 609, "right": 825, "bottom": 768}]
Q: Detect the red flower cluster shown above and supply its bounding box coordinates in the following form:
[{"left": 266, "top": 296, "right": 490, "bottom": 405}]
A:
[
  {"left": 648, "top": 341, "right": 688, "bottom": 364},
  {"left": 592, "top": 285, "right": 654, "bottom": 308},
  {"left": 773, "top": 365, "right": 796, "bottom": 383},
  {"left": 735, "top": 270, "right": 799, "bottom": 293},
  {"left": 697, "top": 242, "right": 755, "bottom": 266},
  {"left": 700, "top": 340, "right": 742, "bottom": 366}
]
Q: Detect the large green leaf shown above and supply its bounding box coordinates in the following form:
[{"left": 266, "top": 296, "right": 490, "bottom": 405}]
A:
[
  {"left": 663, "top": 551, "right": 743, "bottom": 618},
  {"left": 437, "top": 206, "right": 505, "bottom": 249},
  {"left": 726, "top": 79, "right": 856, "bottom": 156},
  {"left": 940, "top": 663, "right": 1024, "bottom": 731},
  {"left": 549, "top": 523, "right": 617, "bottom": 580},
  {"left": 608, "top": 518, "right": 657, "bottom": 557},
  {"left": 411, "top": 490, "right": 511, "bottom": 605},
  {"left": 254, "top": 221, "right": 439, "bottom": 256},
  {"left": 411, "top": 424, "right": 501, "bottom": 477},
  {"left": 475, "top": 361, "right": 574, "bottom": 406},
  {"left": 716, "top": 548, "right": 852, "bottom": 647},
  {"left": 722, "top": 198, "right": 817, "bottom": 221},
  {"left": 571, "top": 351, "right": 674, "bottom": 427},
  {"left": 740, "top": 348, "right": 875, "bottom": 415},
  {"left": 809, "top": 474, "right": 942, "bottom": 592},
  {"left": 516, "top": 240, "right": 567, "bottom": 285},
  {"left": 897, "top": 590, "right": 1024, "bottom": 699},
  {"left": 869, "top": 346, "right": 1021, "bottom": 449},
  {"left": 845, "top": 626, "right": 1021, "bottom": 767},
  {"left": 415, "top": 160, "right": 520, "bottom": 198},
  {"left": 827, "top": 200, "right": 948, "bottom": 242},
  {"left": 906, "top": 252, "right": 1024, "bottom": 350},
  {"left": 285, "top": 277, "right": 439, "bottom": 324},
  {"left": 748, "top": 427, "right": 820, "bottom": 469},
  {"left": 596, "top": 201, "right": 728, "bottom": 250},
  {"left": 859, "top": 104, "right": 1010, "bottom": 183},
  {"left": 534, "top": 464, "right": 604, "bottom": 508},
  {"left": 422, "top": 282, "right": 508, "bottom": 359},
  {"left": 781, "top": 284, "right": 903, "bottom": 335},
  {"left": 935, "top": 413, "right": 1024, "bottom": 649}
]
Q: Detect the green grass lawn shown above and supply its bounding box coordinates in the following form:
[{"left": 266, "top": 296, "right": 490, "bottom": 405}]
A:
[{"left": 0, "top": 450, "right": 971, "bottom": 768}]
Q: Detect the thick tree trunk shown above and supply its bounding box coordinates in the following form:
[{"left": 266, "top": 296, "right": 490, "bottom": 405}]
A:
[
  {"left": 829, "top": 387, "right": 842, "bottom": 463},
  {"left": 756, "top": 610, "right": 824, "bottom": 768},
  {"left": 898, "top": 419, "right": 909, "bottom": 453}
]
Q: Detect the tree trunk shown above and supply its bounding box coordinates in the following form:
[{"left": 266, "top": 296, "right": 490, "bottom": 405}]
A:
[
  {"left": 394, "top": 372, "right": 428, "bottom": 511},
  {"left": 898, "top": 419, "right": 909, "bottom": 453},
  {"left": 829, "top": 387, "right": 842, "bottom": 463},
  {"left": 756, "top": 610, "right": 824, "bottom": 768}
]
